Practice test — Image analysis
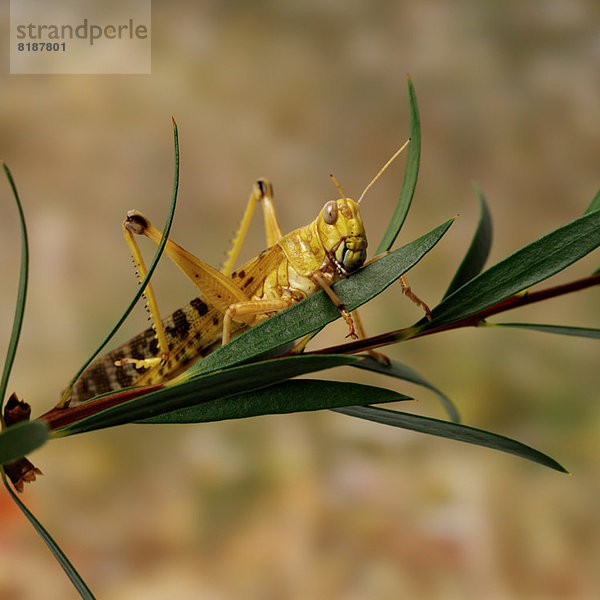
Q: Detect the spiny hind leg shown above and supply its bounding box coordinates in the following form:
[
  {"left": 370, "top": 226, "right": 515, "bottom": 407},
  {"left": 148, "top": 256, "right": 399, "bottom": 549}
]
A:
[
  {"left": 125, "top": 210, "right": 251, "bottom": 315},
  {"left": 121, "top": 221, "right": 170, "bottom": 368},
  {"left": 221, "top": 178, "right": 284, "bottom": 276},
  {"left": 257, "top": 179, "right": 284, "bottom": 246},
  {"left": 125, "top": 210, "right": 276, "bottom": 357}
]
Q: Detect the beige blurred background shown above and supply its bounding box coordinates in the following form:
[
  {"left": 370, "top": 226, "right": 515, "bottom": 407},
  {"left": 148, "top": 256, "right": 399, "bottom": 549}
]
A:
[{"left": 1, "top": 1, "right": 599, "bottom": 598}]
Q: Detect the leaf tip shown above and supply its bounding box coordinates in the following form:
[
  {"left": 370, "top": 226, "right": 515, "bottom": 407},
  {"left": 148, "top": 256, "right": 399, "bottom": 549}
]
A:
[{"left": 546, "top": 457, "right": 570, "bottom": 474}]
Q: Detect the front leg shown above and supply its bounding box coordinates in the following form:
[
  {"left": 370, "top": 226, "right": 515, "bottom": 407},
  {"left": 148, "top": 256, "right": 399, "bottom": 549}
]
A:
[{"left": 310, "top": 272, "right": 358, "bottom": 339}]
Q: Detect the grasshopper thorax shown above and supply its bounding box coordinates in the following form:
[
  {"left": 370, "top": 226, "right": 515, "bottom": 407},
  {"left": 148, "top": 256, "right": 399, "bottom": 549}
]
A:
[{"left": 316, "top": 197, "right": 367, "bottom": 276}]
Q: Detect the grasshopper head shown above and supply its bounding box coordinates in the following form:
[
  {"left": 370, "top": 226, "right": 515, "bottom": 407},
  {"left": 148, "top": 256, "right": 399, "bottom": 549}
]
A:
[
  {"left": 313, "top": 140, "right": 411, "bottom": 277},
  {"left": 317, "top": 197, "right": 367, "bottom": 275}
]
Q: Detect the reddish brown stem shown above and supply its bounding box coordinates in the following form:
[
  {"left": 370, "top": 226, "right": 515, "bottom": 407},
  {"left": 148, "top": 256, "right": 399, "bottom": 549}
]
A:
[
  {"left": 39, "top": 384, "right": 164, "bottom": 431},
  {"left": 306, "top": 273, "right": 600, "bottom": 357},
  {"left": 36, "top": 274, "right": 600, "bottom": 433}
]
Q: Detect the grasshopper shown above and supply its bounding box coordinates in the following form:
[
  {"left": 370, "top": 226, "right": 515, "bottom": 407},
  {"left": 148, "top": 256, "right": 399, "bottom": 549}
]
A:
[{"left": 64, "top": 141, "right": 429, "bottom": 407}]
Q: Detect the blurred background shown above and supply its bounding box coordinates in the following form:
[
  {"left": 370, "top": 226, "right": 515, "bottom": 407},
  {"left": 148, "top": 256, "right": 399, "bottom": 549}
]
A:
[{"left": 1, "top": 1, "right": 599, "bottom": 598}]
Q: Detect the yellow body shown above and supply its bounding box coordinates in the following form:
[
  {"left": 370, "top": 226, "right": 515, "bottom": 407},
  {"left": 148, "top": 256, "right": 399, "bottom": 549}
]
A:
[{"left": 66, "top": 181, "right": 368, "bottom": 406}]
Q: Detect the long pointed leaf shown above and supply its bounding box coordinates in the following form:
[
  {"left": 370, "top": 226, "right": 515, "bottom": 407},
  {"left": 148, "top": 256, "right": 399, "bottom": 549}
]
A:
[
  {"left": 1, "top": 165, "right": 94, "bottom": 599},
  {"left": 1, "top": 472, "right": 96, "bottom": 599},
  {"left": 584, "top": 187, "right": 600, "bottom": 215},
  {"left": 443, "top": 181, "right": 492, "bottom": 299},
  {"left": 483, "top": 322, "right": 600, "bottom": 339},
  {"left": 585, "top": 188, "right": 600, "bottom": 273},
  {"left": 190, "top": 218, "right": 454, "bottom": 378},
  {"left": 334, "top": 405, "right": 567, "bottom": 472},
  {"left": 422, "top": 208, "right": 600, "bottom": 331},
  {"left": 63, "top": 120, "right": 180, "bottom": 402},
  {"left": 1, "top": 163, "right": 29, "bottom": 409},
  {"left": 59, "top": 355, "right": 361, "bottom": 435},
  {"left": 353, "top": 357, "right": 460, "bottom": 422},
  {"left": 376, "top": 76, "right": 421, "bottom": 254},
  {"left": 142, "top": 379, "right": 410, "bottom": 424}
]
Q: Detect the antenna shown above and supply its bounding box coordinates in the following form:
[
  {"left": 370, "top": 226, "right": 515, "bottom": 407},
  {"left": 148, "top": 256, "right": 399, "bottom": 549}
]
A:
[
  {"left": 329, "top": 173, "right": 348, "bottom": 200},
  {"left": 358, "top": 138, "right": 411, "bottom": 204}
]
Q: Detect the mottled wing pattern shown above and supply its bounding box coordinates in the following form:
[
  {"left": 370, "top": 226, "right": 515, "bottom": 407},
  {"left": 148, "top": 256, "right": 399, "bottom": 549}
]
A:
[
  {"left": 67, "top": 245, "right": 286, "bottom": 406},
  {"left": 67, "top": 300, "right": 227, "bottom": 405}
]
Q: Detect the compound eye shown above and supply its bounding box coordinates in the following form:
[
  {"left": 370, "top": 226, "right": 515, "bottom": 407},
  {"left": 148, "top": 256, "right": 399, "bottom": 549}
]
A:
[{"left": 322, "top": 200, "right": 338, "bottom": 224}]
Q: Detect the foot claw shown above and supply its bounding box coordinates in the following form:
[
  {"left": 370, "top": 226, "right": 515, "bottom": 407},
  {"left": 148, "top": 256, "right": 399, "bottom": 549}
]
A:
[{"left": 114, "top": 356, "right": 163, "bottom": 370}]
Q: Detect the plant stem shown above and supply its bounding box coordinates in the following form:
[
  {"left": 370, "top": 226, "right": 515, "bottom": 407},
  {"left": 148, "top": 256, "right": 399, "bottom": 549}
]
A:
[
  {"left": 308, "top": 273, "right": 600, "bottom": 356},
  {"left": 39, "top": 384, "right": 163, "bottom": 432},
  {"left": 36, "top": 273, "right": 600, "bottom": 433}
]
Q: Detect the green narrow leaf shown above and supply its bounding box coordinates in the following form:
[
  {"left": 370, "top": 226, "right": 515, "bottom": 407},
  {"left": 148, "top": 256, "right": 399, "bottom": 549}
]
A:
[
  {"left": 353, "top": 357, "right": 460, "bottom": 422},
  {"left": 1, "top": 163, "right": 29, "bottom": 411},
  {"left": 1, "top": 472, "right": 96, "bottom": 599},
  {"left": 334, "top": 405, "right": 567, "bottom": 472},
  {"left": 63, "top": 120, "right": 180, "bottom": 398},
  {"left": 422, "top": 208, "right": 600, "bottom": 331},
  {"left": 443, "top": 181, "right": 492, "bottom": 299},
  {"left": 585, "top": 188, "right": 600, "bottom": 273},
  {"left": 584, "top": 187, "right": 600, "bottom": 215},
  {"left": 59, "top": 355, "right": 361, "bottom": 435},
  {"left": 142, "top": 379, "right": 411, "bottom": 424},
  {"left": 483, "top": 322, "right": 600, "bottom": 339},
  {"left": 2, "top": 165, "right": 94, "bottom": 600},
  {"left": 376, "top": 75, "right": 421, "bottom": 254},
  {"left": 0, "top": 421, "right": 49, "bottom": 464},
  {"left": 189, "top": 218, "right": 454, "bottom": 378}
]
